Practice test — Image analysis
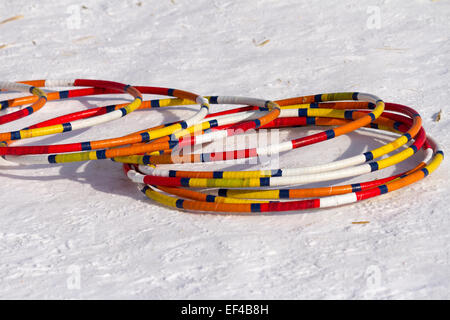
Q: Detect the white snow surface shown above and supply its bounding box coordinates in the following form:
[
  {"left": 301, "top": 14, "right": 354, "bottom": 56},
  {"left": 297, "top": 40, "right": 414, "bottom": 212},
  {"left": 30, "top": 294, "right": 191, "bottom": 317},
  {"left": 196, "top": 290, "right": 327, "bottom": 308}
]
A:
[{"left": 0, "top": 0, "right": 449, "bottom": 299}]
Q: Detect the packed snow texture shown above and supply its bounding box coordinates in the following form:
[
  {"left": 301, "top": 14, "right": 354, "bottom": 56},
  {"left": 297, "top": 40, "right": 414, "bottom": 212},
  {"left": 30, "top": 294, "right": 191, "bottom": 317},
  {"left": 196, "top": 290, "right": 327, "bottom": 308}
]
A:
[{"left": 0, "top": 0, "right": 449, "bottom": 299}]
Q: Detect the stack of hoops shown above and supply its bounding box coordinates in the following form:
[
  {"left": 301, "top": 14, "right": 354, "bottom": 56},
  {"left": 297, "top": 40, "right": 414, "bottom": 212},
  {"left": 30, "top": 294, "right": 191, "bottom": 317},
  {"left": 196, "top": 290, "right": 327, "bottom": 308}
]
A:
[{"left": 0, "top": 79, "right": 444, "bottom": 214}]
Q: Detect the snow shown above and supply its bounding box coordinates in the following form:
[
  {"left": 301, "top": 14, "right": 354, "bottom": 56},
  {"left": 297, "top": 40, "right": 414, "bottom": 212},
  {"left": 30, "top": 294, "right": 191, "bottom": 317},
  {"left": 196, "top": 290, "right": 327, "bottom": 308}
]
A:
[{"left": 0, "top": 0, "right": 449, "bottom": 299}]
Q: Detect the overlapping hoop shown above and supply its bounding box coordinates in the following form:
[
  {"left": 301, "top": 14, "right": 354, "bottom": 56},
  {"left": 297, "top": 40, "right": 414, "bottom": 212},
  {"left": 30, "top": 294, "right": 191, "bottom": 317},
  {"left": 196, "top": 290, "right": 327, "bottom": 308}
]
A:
[{"left": 0, "top": 79, "right": 443, "bottom": 214}]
